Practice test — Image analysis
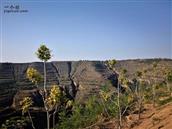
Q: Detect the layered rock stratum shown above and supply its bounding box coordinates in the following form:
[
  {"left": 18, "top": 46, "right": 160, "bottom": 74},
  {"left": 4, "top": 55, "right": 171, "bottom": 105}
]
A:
[{"left": 0, "top": 61, "right": 117, "bottom": 124}]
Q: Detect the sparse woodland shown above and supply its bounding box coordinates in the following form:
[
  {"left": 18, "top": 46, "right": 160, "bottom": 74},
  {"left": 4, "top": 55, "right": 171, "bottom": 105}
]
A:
[{"left": 1, "top": 45, "right": 172, "bottom": 129}]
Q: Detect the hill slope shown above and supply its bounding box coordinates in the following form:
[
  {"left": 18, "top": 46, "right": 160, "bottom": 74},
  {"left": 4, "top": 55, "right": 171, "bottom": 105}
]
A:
[
  {"left": 0, "top": 61, "right": 117, "bottom": 125},
  {"left": 115, "top": 59, "right": 172, "bottom": 82}
]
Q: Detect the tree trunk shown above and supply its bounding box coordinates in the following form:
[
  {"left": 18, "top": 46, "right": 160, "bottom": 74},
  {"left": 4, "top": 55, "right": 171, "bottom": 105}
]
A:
[
  {"left": 53, "top": 112, "right": 55, "bottom": 129},
  {"left": 43, "top": 61, "right": 49, "bottom": 129},
  {"left": 47, "top": 111, "right": 50, "bottom": 129},
  {"left": 153, "top": 84, "right": 156, "bottom": 107},
  {"left": 43, "top": 61, "right": 46, "bottom": 93},
  {"left": 138, "top": 80, "right": 141, "bottom": 120},
  {"left": 53, "top": 105, "right": 58, "bottom": 129},
  {"left": 100, "top": 98, "right": 109, "bottom": 117},
  {"left": 28, "top": 111, "right": 36, "bottom": 129},
  {"left": 138, "top": 99, "right": 142, "bottom": 120},
  {"left": 117, "top": 81, "right": 121, "bottom": 129}
]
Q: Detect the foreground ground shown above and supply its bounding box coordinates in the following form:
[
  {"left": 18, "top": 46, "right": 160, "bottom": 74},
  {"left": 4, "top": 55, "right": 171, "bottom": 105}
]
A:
[{"left": 91, "top": 102, "right": 172, "bottom": 129}]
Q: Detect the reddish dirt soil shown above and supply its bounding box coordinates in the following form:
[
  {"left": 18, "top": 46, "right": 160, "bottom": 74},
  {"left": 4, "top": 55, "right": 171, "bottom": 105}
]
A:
[{"left": 92, "top": 103, "right": 172, "bottom": 129}]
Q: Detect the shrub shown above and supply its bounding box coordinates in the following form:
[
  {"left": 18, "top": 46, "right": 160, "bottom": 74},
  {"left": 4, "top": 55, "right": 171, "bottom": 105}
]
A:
[
  {"left": 58, "top": 96, "right": 104, "bottom": 129},
  {"left": 1, "top": 116, "right": 30, "bottom": 129}
]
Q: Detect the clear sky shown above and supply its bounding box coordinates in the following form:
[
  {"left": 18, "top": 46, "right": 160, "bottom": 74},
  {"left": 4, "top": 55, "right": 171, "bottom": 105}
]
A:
[{"left": 0, "top": 0, "right": 171, "bottom": 62}]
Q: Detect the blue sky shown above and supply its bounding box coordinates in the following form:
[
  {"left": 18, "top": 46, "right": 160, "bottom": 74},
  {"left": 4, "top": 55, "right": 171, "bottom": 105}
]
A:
[{"left": 0, "top": 0, "right": 171, "bottom": 62}]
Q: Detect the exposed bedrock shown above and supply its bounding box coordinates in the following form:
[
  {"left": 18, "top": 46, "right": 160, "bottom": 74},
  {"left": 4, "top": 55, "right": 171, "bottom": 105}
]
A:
[{"left": 0, "top": 61, "right": 117, "bottom": 122}]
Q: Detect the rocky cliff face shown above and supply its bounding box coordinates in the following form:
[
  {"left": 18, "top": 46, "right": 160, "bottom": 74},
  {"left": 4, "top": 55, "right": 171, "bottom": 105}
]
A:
[{"left": 0, "top": 61, "right": 117, "bottom": 123}]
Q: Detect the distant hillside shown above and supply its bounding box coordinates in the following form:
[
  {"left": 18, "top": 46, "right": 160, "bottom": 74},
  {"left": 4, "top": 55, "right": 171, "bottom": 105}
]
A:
[
  {"left": 0, "top": 61, "right": 117, "bottom": 127},
  {"left": 114, "top": 58, "right": 172, "bottom": 82}
]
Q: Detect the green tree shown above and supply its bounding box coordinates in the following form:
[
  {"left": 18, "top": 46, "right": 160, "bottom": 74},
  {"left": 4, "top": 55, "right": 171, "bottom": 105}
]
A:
[
  {"left": 107, "top": 59, "right": 121, "bottom": 128},
  {"left": 25, "top": 45, "right": 65, "bottom": 129},
  {"left": 35, "top": 44, "right": 52, "bottom": 129},
  {"left": 107, "top": 59, "right": 130, "bottom": 129},
  {"left": 45, "top": 85, "right": 63, "bottom": 129},
  {"left": 107, "top": 59, "right": 117, "bottom": 70},
  {"left": 26, "top": 67, "right": 42, "bottom": 87},
  {"left": 99, "top": 81, "right": 134, "bottom": 129},
  {"left": 36, "top": 44, "right": 51, "bottom": 92},
  {"left": 135, "top": 70, "right": 144, "bottom": 120},
  {"left": 117, "top": 68, "right": 131, "bottom": 129},
  {"left": 152, "top": 62, "right": 158, "bottom": 107},
  {"left": 20, "top": 97, "right": 35, "bottom": 129},
  {"left": 26, "top": 67, "right": 63, "bottom": 129}
]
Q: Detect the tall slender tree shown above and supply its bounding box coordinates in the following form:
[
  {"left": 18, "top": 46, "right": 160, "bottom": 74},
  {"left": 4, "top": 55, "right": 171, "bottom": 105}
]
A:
[
  {"left": 26, "top": 67, "right": 63, "bottom": 129},
  {"left": 35, "top": 44, "right": 52, "bottom": 129},
  {"left": 25, "top": 45, "right": 65, "bottom": 129},
  {"left": 36, "top": 44, "right": 51, "bottom": 92},
  {"left": 135, "top": 71, "right": 143, "bottom": 120},
  {"left": 107, "top": 59, "right": 122, "bottom": 129},
  {"left": 152, "top": 62, "right": 158, "bottom": 107}
]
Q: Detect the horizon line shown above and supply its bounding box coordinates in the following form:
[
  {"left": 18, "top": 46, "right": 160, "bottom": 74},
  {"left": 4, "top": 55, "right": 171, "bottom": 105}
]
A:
[{"left": 0, "top": 57, "right": 172, "bottom": 63}]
